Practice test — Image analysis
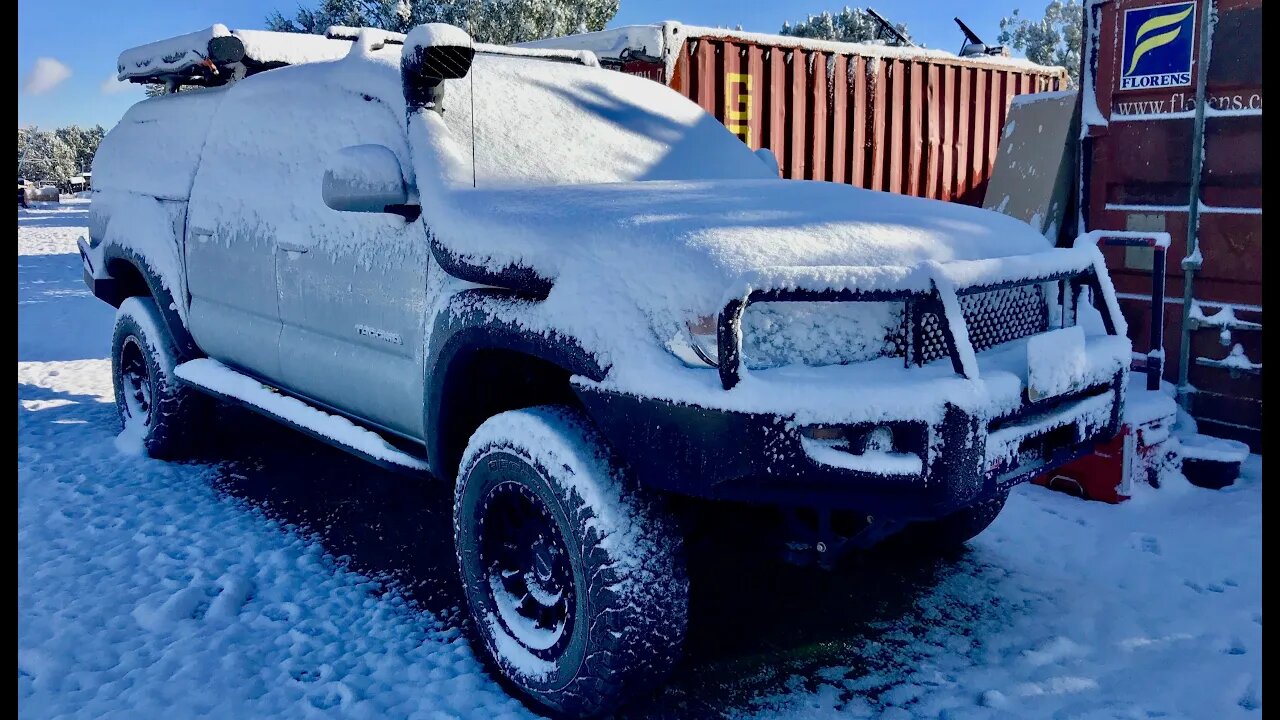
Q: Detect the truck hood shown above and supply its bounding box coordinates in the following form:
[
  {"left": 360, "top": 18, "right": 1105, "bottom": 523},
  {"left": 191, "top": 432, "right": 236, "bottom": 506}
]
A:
[
  {"left": 430, "top": 178, "right": 1080, "bottom": 364},
  {"left": 441, "top": 178, "right": 1052, "bottom": 287}
]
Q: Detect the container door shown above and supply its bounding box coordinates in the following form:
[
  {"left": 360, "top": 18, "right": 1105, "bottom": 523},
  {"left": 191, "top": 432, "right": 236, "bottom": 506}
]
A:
[{"left": 1081, "top": 0, "right": 1262, "bottom": 448}]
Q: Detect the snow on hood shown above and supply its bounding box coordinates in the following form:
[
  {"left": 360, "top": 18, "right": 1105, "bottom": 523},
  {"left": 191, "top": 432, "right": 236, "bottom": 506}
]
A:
[
  {"left": 419, "top": 170, "right": 1098, "bottom": 397},
  {"left": 437, "top": 177, "right": 1056, "bottom": 316}
]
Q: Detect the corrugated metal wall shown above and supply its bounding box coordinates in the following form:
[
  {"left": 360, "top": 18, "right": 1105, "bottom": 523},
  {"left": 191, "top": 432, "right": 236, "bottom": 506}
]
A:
[{"left": 667, "top": 37, "right": 1065, "bottom": 206}]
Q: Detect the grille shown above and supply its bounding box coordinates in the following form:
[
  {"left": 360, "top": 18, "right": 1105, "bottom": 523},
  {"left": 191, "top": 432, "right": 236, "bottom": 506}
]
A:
[
  {"left": 919, "top": 308, "right": 950, "bottom": 364},
  {"left": 916, "top": 285, "right": 1050, "bottom": 365},
  {"left": 962, "top": 285, "right": 1049, "bottom": 352}
]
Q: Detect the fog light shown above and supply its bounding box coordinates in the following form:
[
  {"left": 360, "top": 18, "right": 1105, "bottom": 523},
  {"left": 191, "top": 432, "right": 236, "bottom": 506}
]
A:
[
  {"left": 846, "top": 425, "right": 896, "bottom": 454},
  {"left": 864, "top": 426, "right": 894, "bottom": 453}
]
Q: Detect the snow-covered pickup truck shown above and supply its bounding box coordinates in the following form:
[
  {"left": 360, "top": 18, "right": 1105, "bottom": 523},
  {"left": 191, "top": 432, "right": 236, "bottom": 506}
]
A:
[{"left": 82, "top": 23, "right": 1131, "bottom": 718}]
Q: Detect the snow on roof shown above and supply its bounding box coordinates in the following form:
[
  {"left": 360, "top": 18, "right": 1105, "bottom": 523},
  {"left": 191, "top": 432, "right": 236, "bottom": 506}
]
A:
[
  {"left": 233, "top": 29, "right": 353, "bottom": 66},
  {"left": 117, "top": 24, "right": 234, "bottom": 80},
  {"left": 336, "top": 24, "right": 600, "bottom": 66},
  {"left": 404, "top": 22, "right": 473, "bottom": 50},
  {"left": 519, "top": 24, "right": 668, "bottom": 60},
  {"left": 474, "top": 43, "right": 599, "bottom": 67},
  {"left": 1011, "top": 89, "right": 1078, "bottom": 107},
  {"left": 117, "top": 26, "right": 359, "bottom": 82},
  {"left": 325, "top": 25, "right": 404, "bottom": 45},
  {"left": 120, "top": 24, "right": 604, "bottom": 86},
  {"left": 520, "top": 21, "right": 1069, "bottom": 77}
]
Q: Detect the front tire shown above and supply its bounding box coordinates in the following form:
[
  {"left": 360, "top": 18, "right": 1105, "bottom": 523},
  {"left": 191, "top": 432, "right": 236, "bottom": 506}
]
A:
[
  {"left": 111, "top": 296, "right": 207, "bottom": 458},
  {"left": 454, "top": 406, "right": 688, "bottom": 718}
]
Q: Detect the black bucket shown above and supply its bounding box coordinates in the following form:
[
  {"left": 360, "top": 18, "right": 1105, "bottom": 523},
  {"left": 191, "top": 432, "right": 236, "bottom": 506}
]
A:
[
  {"left": 1183, "top": 456, "right": 1241, "bottom": 490},
  {"left": 1179, "top": 434, "right": 1249, "bottom": 490}
]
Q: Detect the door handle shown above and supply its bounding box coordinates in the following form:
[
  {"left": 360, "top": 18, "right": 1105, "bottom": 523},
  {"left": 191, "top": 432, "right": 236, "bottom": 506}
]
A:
[
  {"left": 190, "top": 227, "right": 213, "bottom": 239},
  {"left": 277, "top": 240, "right": 310, "bottom": 253}
]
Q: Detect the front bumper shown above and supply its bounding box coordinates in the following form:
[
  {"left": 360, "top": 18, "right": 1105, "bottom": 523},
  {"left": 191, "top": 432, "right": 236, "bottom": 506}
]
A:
[{"left": 575, "top": 371, "right": 1123, "bottom": 523}]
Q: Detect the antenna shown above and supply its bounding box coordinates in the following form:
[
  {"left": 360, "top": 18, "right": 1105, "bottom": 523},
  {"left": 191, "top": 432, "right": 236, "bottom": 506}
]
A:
[
  {"left": 865, "top": 8, "right": 914, "bottom": 47},
  {"left": 953, "top": 17, "right": 1008, "bottom": 57},
  {"left": 954, "top": 17, "right": 985, "bottom": 49},
  {"left": 469, "top": 3, "right": 477, "bottom": 189}
]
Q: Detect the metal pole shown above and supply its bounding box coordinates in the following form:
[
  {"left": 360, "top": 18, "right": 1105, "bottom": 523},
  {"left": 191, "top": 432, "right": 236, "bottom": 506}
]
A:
[
  {"left": 1176, "top": 0, "right": 1216, "bottom": 410},
  {"left": 1150, "top": 245, "right": 1166, "bottom": 392}
]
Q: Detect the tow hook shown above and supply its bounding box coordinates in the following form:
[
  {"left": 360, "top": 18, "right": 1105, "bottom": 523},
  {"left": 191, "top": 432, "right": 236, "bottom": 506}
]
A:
[{"left": 781, "top": 510, "right": 889, "bottom": 569}]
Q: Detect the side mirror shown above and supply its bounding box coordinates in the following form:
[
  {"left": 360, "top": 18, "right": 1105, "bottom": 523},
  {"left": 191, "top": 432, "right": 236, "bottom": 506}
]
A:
[
  {"left": 322, "top": 144, "right": 419, "bottom": 221},
  {"left": 755, "top": 147, "right": 780, "bottom": 177}
]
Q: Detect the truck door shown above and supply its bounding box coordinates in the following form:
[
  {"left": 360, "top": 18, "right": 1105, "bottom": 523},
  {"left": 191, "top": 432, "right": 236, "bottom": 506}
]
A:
[
  {"left": 185, "top": 83, "right": 284, "bottom": 380},
  {"left": 263, "top": 79, "right": 427, "bottom": 440}
]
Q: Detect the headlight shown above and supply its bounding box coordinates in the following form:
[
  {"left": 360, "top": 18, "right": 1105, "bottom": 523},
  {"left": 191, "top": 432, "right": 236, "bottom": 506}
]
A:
[
  {"left": 667, "top": 315, "right": 719, "bottom": 368},
  {"left": 741, "top": 302, "right": 902, "bottom": 370},
  {"left": 666, "top": 302, "right": 905, "bottom": 370}
]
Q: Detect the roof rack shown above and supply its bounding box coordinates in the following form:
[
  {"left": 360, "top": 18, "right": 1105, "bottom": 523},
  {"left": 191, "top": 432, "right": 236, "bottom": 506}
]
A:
[
  {"left": 328, "top": 25, "right": 598, "bottom": 66},
  {"left": 119, "top": 24, "right": 601, "bottom": 91},
  {"left": 117, "top": 24, "right": 356, "bottom": 88},
  {"left": 325, "top": 25, "right": 404, "bottom": 45}
]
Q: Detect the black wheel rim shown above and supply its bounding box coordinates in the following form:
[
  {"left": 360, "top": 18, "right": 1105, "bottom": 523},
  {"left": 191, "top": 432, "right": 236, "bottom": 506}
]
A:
[
  {"left": 477, "top": 480, "right": 576, "bottom": 660},
  {"left": 119, "top": 336, "right": 152, "bottom": 424}
]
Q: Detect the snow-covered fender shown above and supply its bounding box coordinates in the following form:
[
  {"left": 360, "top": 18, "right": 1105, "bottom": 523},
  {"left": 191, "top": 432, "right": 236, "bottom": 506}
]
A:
[
  {"left": 428, "top": 232, "right": 553, "bottom": 297},
  {"left": 86, "top": 243, "right": 201, "bottom": 362},
  {"left": 423, "top": 288, "right": 606, "bottom": 479}
]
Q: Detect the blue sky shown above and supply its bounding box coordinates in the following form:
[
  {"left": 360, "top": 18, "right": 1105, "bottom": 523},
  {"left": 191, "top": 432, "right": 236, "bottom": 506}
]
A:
[{"left": 18, "top": 1, "right": 1024, "bottom": 130}]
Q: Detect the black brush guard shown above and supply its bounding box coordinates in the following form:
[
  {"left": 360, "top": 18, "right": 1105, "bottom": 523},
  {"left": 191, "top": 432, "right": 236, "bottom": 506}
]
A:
[
  {"left": 574, "top": 259, "right": 1129, "bottom": 563},
  {"left": 715, "top": 267, "right": 1119, "bottom": 390}
]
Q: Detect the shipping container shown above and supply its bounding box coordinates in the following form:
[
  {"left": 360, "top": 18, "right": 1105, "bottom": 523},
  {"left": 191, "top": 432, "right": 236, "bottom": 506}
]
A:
[
  {"left": 1079, "top": 0, "right": 1262, "bottom": 449},
  {"left": 522, "top": 23, "right": 1068, "bottom": 205}
]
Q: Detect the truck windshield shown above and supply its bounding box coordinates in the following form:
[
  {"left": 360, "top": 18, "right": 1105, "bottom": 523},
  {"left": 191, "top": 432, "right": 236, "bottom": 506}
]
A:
[{"left": 439, "top": 52, "right": 775, "bottom": 187}]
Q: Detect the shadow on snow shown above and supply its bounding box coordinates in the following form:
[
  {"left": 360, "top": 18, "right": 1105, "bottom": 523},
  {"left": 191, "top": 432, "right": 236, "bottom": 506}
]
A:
[
  {"left": 18, "top": 368, "right": 1020, "bottom": 718},
  {"left": 17, "top": 205, "right": 91, "bottom": 228},
  {"left": 181, "top": 405, "right": 1009, "bottom": 717}
]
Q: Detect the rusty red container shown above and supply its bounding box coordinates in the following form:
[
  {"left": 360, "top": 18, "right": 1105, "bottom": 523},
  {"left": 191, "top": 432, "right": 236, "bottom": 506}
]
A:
[
  {"left": 523, "top": 23, "right": 1068, "bottom": 205},
  {"left": 1080, "top": 0, "right": 1261, "bottom": 448}
]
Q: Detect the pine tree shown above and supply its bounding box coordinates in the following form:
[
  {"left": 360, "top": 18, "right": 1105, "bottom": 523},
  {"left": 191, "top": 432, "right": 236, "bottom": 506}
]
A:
[
  {"left": 54, "top": 125, "right": 106, "bottom": 174},
  {"left": 997, "top": 1, "right": 1082, "bottom": 85},
  {"left": 17, "top": 126, "right": 78, "bottom": 186},
  {"left": 780, "top": 6, "right": 911, "bottom": 46},
  {"left": 265, "top": 0, "right": 619, "bottom": 44}
]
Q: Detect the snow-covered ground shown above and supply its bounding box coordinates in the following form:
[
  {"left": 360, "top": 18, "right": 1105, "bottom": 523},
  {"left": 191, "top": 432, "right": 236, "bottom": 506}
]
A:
[{"left": 18, "top": 201, "right": 1261, "bottom": 719}]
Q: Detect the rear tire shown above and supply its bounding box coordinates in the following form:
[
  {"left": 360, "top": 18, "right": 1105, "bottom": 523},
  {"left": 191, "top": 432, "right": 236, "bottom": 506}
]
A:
[
  {"left": 454, "top": 406, "right": 688, "bottom": 718},
  {"left": 111, "top": 296, "right": 208, "bottom": 458}
]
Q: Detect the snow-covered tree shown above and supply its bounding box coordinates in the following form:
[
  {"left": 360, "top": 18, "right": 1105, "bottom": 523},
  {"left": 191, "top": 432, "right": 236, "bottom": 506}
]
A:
[
  {"left": 998, "top": 1, "right": 1082, "bottom": 85},
  {"left": 780, "top": 6, "right": 911, "bottom": 46},
  {"left": 17, "top": 127, "right": 78, "bottom": 186},
  {"left": 267, "top": 0, "right": 397, "bottom": 34},
  {"left": 54, "top": 125, "right": 106, "bottom": 175},
  {"left": 266, "top": 0, "right": 619, "bottom": 45}
]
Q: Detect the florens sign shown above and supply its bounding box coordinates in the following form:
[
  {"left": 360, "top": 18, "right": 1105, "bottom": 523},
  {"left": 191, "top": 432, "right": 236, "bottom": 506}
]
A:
[{"left": 1119, "top": 1, "right": 1196, "bottom": 90}]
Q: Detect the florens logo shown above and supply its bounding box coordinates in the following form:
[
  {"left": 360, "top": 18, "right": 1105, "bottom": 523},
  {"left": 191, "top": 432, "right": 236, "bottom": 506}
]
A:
[{"left": 1120, "top": 2, "right": 1197, "bottom": 90}]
